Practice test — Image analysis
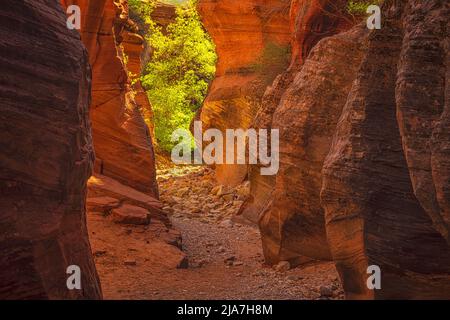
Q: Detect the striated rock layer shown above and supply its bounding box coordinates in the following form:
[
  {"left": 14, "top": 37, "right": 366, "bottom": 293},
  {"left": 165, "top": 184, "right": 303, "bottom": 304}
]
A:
[
  {"left": 0, "top": 0, "right": 101, "bottom": 299},
  {"left": 236, "top": 0, "right": 450, "bottom": 299},
  {"left": 260, "top": 25, "right": 368, "bottom": 265},
  {"left": 239, "top": 0, "right": 352, "bottom": 225},
  {"left": 396, "top": 0, "right": 450, "bottom": 244},
  {"left": 197, "top": 0, "right": 292, "bottom": 186},
  {"left": 321, "top": 0, "right": 450, "bottom": 299},
  {"left": 62, "top": 0, "right": 159, "bottom": 197}
]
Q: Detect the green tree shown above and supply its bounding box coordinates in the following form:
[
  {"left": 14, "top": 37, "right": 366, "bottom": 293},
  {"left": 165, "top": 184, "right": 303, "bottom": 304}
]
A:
[{"left": 132, "top": 0, "right": 216, "bottom": 152}]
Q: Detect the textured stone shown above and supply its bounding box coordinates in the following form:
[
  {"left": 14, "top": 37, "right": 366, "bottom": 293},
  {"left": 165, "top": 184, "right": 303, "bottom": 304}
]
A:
[
  {"left": 112, "top": 205, "right": 150, "bottom": 225},
  {"left": 88, "top": 174, "right": 169, "bottom": 226},
  {"left": 62, "top": 0, "right": 159, "bottom": 197},
  {"left": 259, "top": 25, "right": 368, "bottom": 265},
  {"left": 395, "top": 0, "right": 450, "bottom": 243},
  {"left": 146, "top": 242, "right": 189, "bottom": 269},
  {"left": 239, "top": 0, "right": 353, "bottom": 225},
  {"left": 289, "top": 0, "right": 351, "bottom": 68},
  {"left": 0, "top": 0, "right": 101, "bottom": 299},
  {"left": 87, "top": 197, "right": 121, "bottom": 213},
  {"left": 321, "top": 0, "right": 450, "bottom": 299},
  {"left": 197, "top": 0, "right": 292, "bottom": 186}
]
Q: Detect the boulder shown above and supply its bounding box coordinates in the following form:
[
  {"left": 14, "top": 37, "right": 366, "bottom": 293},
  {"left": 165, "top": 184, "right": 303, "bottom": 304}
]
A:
[
  {"left": 112, "top": 205, "right": 150, "bottom": 225},
  {"left": 88, "top": 174, "right": 170, "bottom": 226}
]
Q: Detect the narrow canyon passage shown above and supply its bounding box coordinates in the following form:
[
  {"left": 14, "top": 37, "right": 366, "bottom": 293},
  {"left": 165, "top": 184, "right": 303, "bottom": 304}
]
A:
[
  {"left": 87, "top": 163, "right": 343, "bottom": 300},
  {"left": 2, "top": 0, "right": 449, "bottom": 301}
]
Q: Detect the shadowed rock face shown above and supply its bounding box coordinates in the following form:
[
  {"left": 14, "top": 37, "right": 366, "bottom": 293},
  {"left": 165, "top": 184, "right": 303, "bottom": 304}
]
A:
[
  {"left": 260, "top": 25, "right": 368, "bottom": 265},
  {"left": 197, "top": 0, "right": 292, "bottom": 186},
  {"left": 396, "top": 0, "right": 450, "bottom": 244},
  {"left": 289, "top": 0, "right": 351, "bottom": 68},
  {"left": 234, "top": 0, "right": 450, "bottom": 299},
  {"left": 0, "top": 0, "right": 101, "bottom": 299},
  {"left": 321, "top": 0, "right": 450, "bottom": 299},
  {"left": 62, "top": 0, "right": 159, "bottom": 197}
]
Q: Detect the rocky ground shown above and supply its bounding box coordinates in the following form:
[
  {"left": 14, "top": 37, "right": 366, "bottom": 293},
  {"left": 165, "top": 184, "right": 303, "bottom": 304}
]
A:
[{"left": 86, "top": 164, "right": 343, "bottom": 300}]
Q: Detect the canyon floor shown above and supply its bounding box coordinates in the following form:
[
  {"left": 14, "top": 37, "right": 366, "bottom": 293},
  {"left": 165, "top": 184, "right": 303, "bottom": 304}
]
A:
[{"left": 88, "top": 163, "right": 343, "bottom": 300}]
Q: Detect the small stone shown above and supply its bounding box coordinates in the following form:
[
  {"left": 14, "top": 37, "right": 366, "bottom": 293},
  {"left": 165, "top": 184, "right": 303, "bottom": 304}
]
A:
[
  {"left": 224, "top": 256, "right": 236, "bottom": 266},
  {"left": 233, "top": 200, "right": 244, "bottom": 207},
  {"left": 233, "top": 261, "right": 244, "bottom": 267},
  {"left": 220, "top": 219, "right": 234, "bottom": 228},
  {"left": 93, "top": 250, "right": 107, "bottom": 257},
  {"left": 124, "top": 259, "right": 137, "bottom": 266},
  {"left": 216, "top": 247, "right": 226, "bottom": 253},
  {"left": 222, "top": 194, "right": 234, "bottom": 202},
  {"left": 191, "top": 207, "right": 202, "bottom": 213},
  {"left": 210, "top": 185, "right": 222, "bottom": 195},
  {"left": 162, "top": 206, "right": 173, "bottom": 213},
  {"left": 197, "top": 259, "right": 208, "bottom": 267},
  {"left": 319, "top": 285, "right": 333, "bottom": 297},
  {"left": 273, "top": 261, "right": 291, "bottom": 272},
  {"left": 177, "top": 256, "right": 189, "bottom": 269},
  {"left": 176, "top": 187, "right": 189, "bottom": 197},
  {"left": 286, "top": 275, "right": 302, "bottom": 281}
]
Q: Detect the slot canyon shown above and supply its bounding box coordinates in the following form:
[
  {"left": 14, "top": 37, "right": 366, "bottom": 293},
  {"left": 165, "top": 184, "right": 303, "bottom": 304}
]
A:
[{"left": 0, "top": 0, "right": 449, "bottom": 300}]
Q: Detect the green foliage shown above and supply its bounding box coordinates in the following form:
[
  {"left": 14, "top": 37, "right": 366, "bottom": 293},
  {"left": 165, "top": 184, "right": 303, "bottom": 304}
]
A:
[
  {"left": 129, "top": 0, "right": 156, "bottom": 30},
  {"left": 347, "top": 1, "right": 382, "bottom": 15},
  {"left": 137, "top": 0, "right": 216, "bottom": 152}
]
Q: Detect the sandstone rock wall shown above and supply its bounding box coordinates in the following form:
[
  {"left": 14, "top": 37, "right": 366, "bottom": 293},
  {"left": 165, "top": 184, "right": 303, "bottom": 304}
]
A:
[
  {"left": 395, "top": 0, "right": 450, "bottom": 244},
  {"left": 197, "top": 0, "right": 292, "bottom": 186},
  {"left": 0, "top": 0, "right": 101, "bottom": 299},
  {"left": 62, "top": 0, "right": 159, "bottom": 197},
  {"left": 260, "top": 25, "right": 368, "bottom": 266},
  {"left": 321, "top": 0, "right": 450, "bottom": 299},
  {"left": 234, "top": 0, "right": 450, "bottom": 299},
  {"left": 238, "top": 0, "right": 352, "bottom": 225}
]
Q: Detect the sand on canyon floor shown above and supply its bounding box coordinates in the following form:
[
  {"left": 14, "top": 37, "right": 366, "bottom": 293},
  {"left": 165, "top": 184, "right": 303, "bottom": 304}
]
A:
[{"left": 88, "top": 165, "right": 343, "bottom": 300}]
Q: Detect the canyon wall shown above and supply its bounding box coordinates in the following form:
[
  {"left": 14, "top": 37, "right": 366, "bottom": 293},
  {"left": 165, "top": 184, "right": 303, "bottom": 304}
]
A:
[
  {"left": 239, "top": 0, "right": 351, "bottom": 225},
  {"left": 321, "top": 0, "right": 450, "bottom": 299},
  {"left": 395, "top": 0, "right": 450, "bottom": 244},
  {"left": 260, "top": 25, "right": 368, "bottom": 265},
  {"left": 197, "top": 0, "right": 292, "bottom": 186},
  {"left": 201, "top": 0, "right": 450, "bottom": 299},
  {"left": 0, "top": 0, "right": 101, "bottom": 299},
  {"left": 62, "top": 0, "right": 159, "bottom": 197}
]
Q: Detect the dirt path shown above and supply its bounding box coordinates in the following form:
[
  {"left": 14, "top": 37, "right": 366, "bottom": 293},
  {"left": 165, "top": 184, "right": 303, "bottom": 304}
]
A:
[{"left": 89, "top": 165, "right": 343, "bottom": 300}]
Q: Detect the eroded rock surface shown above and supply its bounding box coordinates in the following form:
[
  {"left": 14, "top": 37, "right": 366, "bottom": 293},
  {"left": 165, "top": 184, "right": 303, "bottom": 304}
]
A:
[
  {"left": 259, "top": 25, "right": 368, "bottom": 265},
  {"left": 88, "top": 174, "right": 170, "bottom": 226},
  {"left": 395, "top": 0, "right": 450, "bottom": 244},
  {"left": 321, "top": 0, "right": 450, "bottom": 299},
  {"left": 197, "top": 0, "right": 292, "bottom": 186},
  {"left": 239, "top": 0, "right": 352, "bottom": 225},
  {"left": 0, "top": 0, "right": 101, "bottom": 299},
  {"left": 233, "top": 0, "right": 450, "bottom": 299},
  {"left": 62, "top": 0, "right": 159, "bottom": 197}
]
